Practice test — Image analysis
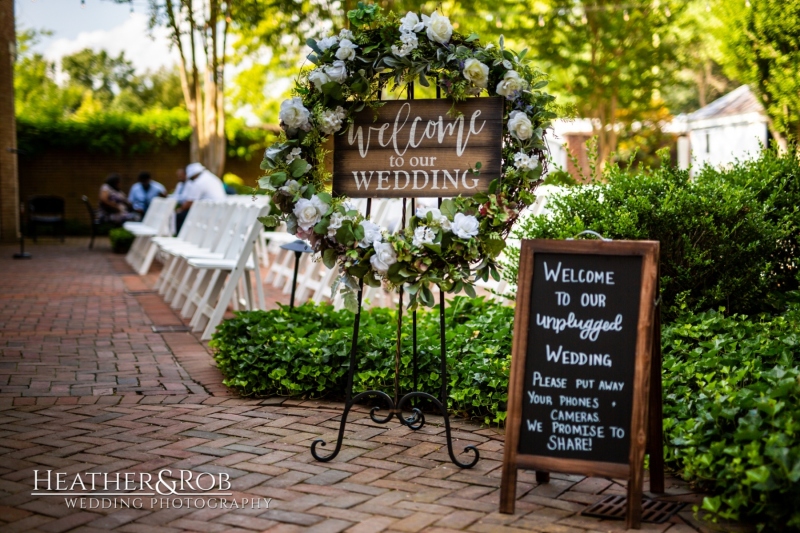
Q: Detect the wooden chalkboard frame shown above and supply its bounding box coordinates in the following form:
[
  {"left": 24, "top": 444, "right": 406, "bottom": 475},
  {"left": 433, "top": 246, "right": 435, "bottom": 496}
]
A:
[{"left": 500, "top": 239, "right": 660, "bottom": 529}]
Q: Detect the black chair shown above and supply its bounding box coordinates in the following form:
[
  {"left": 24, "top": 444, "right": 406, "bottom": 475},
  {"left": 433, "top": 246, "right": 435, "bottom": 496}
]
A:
[
  {"left": 81, "top": 195, "right": 102, "bottom": 249},
  {"left": 28, "top": 196, "right": 66, "bottom": 243}
]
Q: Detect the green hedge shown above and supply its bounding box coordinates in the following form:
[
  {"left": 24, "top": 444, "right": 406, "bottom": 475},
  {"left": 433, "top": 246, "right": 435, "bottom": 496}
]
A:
[
  {"left": 211, "top": 298, "right": 800, "bottom": 530},
  {"left": 663, "top": 302, "right": 800, "bottom": 530},
  {"left": 504, "top": 148, "right": 800, "bottom": 320},
  {"left": 210, "top": 297, "right": 514, "bottom": 425},
  {"left": 16, "top": 109, "right": 275, "bottom": 160}
]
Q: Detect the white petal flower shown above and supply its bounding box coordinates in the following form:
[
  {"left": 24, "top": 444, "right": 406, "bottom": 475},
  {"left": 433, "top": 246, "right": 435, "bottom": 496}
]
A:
[
  {"left": 399, "top": 12, "right": 425, "bottom": 33},
  {"left": 327, "top": 212, "right": 344, "bottom": 237},
  {"left": 285, "top": 147, "right": 302, "bottom": 164},
  {"left": 508, "top": 111, "right": 534, "bottom": 141},
  {"left": 513, "top": 151, "right": 540, "bottom": 171},
  {"left": 325, "top": 60, "right": 348, "bottom": 83},
  {"left": 412, "top": 226, "right": 436, "bottom": 247},
  {"left": 335, "top": 38, "right": 358, "bottom": 61},
  {"left": 293, "top": 195, "right": 329, "bottom": 231},
  {"left": 359, "top": 220, "right": 382, "bottom": 248},
  {"left": 438, "top": 216, "right": 452, "bottom": 231},
  {"left": 339, "top": 29, "right": 354, "bottom": 40},
  {"left": 496, "top": 70, "right": 528, "bottom": 99},
  {"left": 416, "top": 206, "right": 442, "bottom": 220},
  {"left": 279, "top": 179, "right": 301, "bottom": 196},
  {"left": 318, "top": 106, "right": 347, "bottom": 135},
  {"left": 317, "top": 36, "right": 338, "bottom": 51},
  {"left": 392, "top": 30, "right": 418, "bottom": 57},
  {"left": 422, "top": 12, "right": 453, "bottom": 44},
  {"left": 451, "top": 213, "right": 479, "bottom": 239},
  {"left": 463, "top": 58, "right": 489, "bottom": 89},
  {"left": 279, "top": 97, "right": 311, "bottom": 133},
  {"left": 308, "top": 69, "right": 331, "bottom": 90},
  {"left": 370, "top": 241, "right": 397, "bottom": 275}
]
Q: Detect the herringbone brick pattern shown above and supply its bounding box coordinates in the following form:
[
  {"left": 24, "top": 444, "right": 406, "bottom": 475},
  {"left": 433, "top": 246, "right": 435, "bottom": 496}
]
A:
[{"left": 0, "top": 240, "right": 736, "bottom": 533}]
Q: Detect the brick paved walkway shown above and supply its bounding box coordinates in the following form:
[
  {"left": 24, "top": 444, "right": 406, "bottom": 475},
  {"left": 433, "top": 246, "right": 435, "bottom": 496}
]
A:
[{"left": 0, "top": 240, "right": 740, "bottom": 533}]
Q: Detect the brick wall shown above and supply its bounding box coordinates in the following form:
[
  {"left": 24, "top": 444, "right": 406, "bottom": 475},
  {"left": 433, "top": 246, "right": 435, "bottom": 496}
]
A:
[{"left": 18, "top": 142, "right": 262, "bottom": 228}]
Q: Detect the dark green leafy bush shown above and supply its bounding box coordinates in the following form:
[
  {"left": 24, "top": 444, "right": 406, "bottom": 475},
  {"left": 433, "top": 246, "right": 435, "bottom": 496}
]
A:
[
  {"left": 209, "top": 297, "right": 514, "bottom": 424},
  {"left": 504, "top": 149, "right": 800, "bottom": 320},
  {"left": 109, "top": 228, "right": 134, "bottom": 254},
  {"left": 662, "top": 302, "right": 800, "bottom": 531}
]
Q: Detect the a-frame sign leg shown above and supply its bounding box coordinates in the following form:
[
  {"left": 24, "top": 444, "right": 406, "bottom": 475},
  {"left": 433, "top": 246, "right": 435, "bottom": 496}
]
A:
[
  {"left": 499, "top": 464, "right": 517, "bottom": 514},
  {"left": 647, "top": 302, "right": 665, "bottom": 494}
]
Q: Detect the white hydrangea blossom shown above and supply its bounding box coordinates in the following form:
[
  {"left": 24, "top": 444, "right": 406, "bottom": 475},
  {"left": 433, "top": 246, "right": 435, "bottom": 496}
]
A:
[
  {"left": 392, "top": 31, "right": 419, "bottom": 57},
  {"left": 318, "top": 106, "right": 347, "bottom": 135},
  {"left": 339, "top": 29, "right": 354, "bottom": 40},
  {"left": 327, "top": 212, "right": 345, "bottom": 237},
  {"left": 513, "top": 152, "right": 540, "bottom": 171},
  {"left": 412, "top": 226, "right": 436, "bottom": 247},
  {"left": 285, "top": 147, "right": 302, "bottom": 164}
]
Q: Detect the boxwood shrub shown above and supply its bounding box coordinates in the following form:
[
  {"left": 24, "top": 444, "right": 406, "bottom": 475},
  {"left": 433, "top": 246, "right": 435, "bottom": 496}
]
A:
[
  {"left": 209, "top": 297, "right": 515, "bottom": 424},
  {"left": 503, "top": 148, "right": 800, "bottom": 320}
]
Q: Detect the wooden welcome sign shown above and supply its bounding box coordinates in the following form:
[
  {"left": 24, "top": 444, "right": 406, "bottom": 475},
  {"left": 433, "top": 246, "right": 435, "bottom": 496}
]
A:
[
  {"left": 333, "top": 97, "right": 503, "bottom": 197},
  {"left": 500, "top": 239, "right": 663, "bottom": 529}
]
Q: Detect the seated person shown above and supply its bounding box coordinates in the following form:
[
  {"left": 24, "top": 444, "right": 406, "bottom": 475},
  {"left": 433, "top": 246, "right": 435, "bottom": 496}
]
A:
[
  {"left": 99, "top": 173, "right": 137, "bottom": 224},
  {"left": 128, "top": 171, "right": 166, "bottom": 216},
  {"left": 175, "top": 162, "right": 227, "bottom": 231},
  {"left": 171, "top": 167, "right": 187, "bottom": 201}
]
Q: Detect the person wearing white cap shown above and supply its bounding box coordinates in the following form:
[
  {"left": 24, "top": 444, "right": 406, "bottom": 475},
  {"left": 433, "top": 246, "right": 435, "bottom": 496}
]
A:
[{"left": 175, "top": 162, "right": 227, "bottom": 231}]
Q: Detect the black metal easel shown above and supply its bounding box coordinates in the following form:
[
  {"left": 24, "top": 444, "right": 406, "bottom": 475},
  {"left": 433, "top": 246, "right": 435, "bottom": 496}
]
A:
[{"left": 310, "top": 82, "right": 480, "bottom": 469}]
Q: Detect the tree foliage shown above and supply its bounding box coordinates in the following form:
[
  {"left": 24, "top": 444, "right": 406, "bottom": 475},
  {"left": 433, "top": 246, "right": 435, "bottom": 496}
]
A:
[{"left": 717, "top": 0, "right": 800, "bottom": 145}]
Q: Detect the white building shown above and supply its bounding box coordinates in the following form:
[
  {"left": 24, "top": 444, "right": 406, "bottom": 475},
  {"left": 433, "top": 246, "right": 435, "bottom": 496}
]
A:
[{"left": 672, "top": 85, "right": 769, "bottom": 174}]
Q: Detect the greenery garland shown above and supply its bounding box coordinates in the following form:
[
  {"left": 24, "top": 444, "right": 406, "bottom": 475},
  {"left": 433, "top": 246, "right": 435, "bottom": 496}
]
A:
[{"left": 258, "top": 2, "right": 556, "bottom": 310}]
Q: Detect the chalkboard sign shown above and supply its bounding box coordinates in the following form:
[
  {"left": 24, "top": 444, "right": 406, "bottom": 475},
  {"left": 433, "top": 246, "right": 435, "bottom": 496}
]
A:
[
  {"left": 332, "top": 98, "right": 503, "bottom": 198},
  {"left": 500, "top": 239, "right": 660, "bottom": 529}
]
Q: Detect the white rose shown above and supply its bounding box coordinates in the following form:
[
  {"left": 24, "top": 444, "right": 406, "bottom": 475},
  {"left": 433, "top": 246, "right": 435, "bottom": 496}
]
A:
[
  {"left": 463, "top": 58, "right": 489, "bottom": 89},
  {"left": 293, "top": 195, "right": 329, "bottom": 231},
  {"left": 416, "top": 206, "right": 442, "bottom": 220},
  {"left": 308, "top": 69, "right": 330, "bottom": 90},
  {"left": 399, "top": 12, "right": 425, "bottom": 33},
  {"left": 370, "top": 241, "right": 397, "bottom": 275},
  {"left": 452, "top": 213, "right": 479, "bottom": 239},
  {"left": 423, "top": 12, "right": 453, "bottom": 45},
  {"left": 336, "top": 38, "right": 358, "bottom": 61},
  {"left": 496, "top": 70, "right": 527, "bottom": 99},
  {"left": 317, "top": 36, "right": 338, "bottom": 51},
  {"left": 327, "top": 212, "right": 344, "bottom": 237},
  {"left": 325, "top": 60, "right": 348, "bottom": 83},
  {"left": 279, "top": 97, "right": 311, "bottom": 133},
  {"left": 359, "top": 220, "right": 382, "bottom": 248},
  {"left": 508, "top": 111, "right": 534, "bottom": 141},
  {"left": 412, "top": 226, "right": 435, "bottom": 247}
]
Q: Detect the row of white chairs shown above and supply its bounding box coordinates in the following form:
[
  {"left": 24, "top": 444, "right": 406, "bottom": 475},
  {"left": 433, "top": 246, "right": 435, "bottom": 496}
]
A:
[
  {"left": 152, "top": 198, "right": 269, "bottom": 339},
  {"left": 124, "top": 197, "right": 176, "bottom": 275}
]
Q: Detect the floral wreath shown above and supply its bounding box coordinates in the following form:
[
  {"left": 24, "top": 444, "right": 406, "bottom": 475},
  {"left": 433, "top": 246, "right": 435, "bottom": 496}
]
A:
[{"left": 259, "top": 2, "right": 556, "bottom": 310}]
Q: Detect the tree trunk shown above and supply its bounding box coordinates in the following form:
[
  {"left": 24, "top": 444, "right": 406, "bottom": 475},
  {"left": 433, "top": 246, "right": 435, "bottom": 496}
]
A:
[{"left": 0, "top": 0, "right": 20, "bottom": 242}]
